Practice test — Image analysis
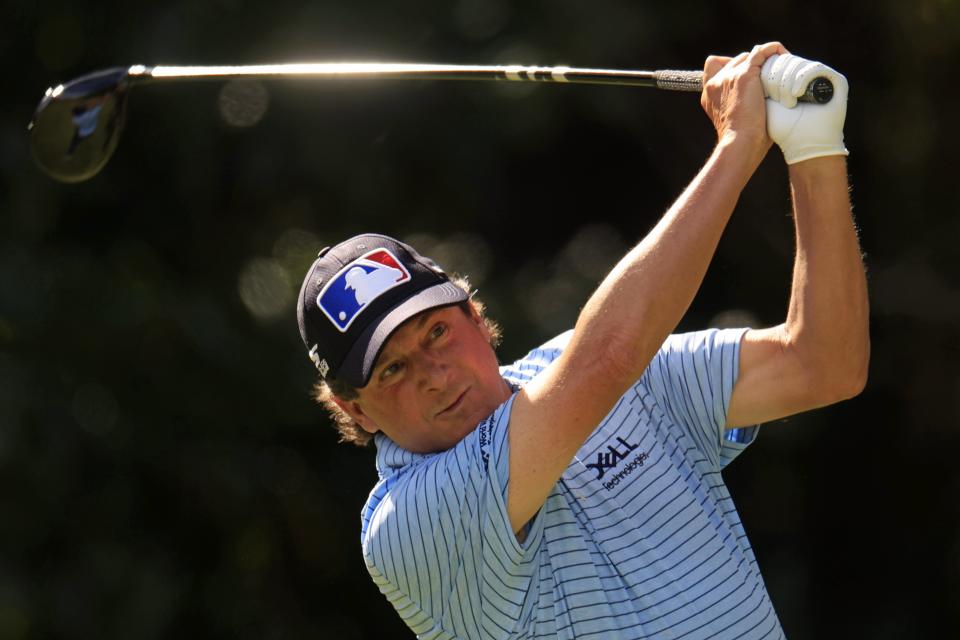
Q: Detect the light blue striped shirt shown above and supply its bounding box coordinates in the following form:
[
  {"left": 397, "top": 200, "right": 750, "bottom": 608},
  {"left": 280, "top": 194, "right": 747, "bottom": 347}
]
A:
[{"left": 361, "top": 328, "right": 784, "bottom": 639}]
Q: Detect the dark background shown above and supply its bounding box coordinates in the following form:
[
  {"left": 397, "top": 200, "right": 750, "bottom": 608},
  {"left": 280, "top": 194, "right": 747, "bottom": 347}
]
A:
[{"left": 3, "top": 1, "right": 958, "bottom": 638}]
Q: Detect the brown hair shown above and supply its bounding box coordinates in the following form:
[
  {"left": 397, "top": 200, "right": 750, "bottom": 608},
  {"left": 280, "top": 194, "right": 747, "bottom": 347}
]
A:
[{"left": 312, "top": 276, "right": 502, "bottom": 446}]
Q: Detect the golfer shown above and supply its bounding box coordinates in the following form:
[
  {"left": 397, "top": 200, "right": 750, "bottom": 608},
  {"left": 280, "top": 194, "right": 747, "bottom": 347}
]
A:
[{"left": 296, "top": 41, "right": 869, "bottom": 639}]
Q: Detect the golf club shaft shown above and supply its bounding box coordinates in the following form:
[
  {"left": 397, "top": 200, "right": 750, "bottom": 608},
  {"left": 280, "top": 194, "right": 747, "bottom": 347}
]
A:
[
  {"left": 30, "top": 61, "right": 834, "bottom": 183},
  {"left": 127, "top": 63, "right": 704, "bottom": 92}
]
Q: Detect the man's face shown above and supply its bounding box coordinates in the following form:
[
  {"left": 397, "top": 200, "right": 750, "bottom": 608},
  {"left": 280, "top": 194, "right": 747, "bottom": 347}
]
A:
[{"left": 338, "top": 304, "right": 511, "bottom": 453}]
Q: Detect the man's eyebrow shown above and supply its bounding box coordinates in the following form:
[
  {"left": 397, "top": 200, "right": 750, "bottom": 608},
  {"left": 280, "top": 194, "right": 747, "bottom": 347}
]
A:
[
  {"left": 415, "top": 310, "right": 436, "bottom": 331},
  {"left": 375, "top": 309, "right": 441, "bottom": 373}
]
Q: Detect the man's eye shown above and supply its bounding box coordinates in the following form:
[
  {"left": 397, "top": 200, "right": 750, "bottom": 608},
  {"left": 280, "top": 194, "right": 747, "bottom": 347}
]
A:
[
  {"left": 381, "top": 362, "right": 403, "bottom": 380},
  {"left": 430, "top": 323, "right": 447, "bottom": 340}
]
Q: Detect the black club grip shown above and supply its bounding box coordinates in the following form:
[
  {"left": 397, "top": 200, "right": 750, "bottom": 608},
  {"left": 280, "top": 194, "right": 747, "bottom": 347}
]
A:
[{"left": 654, "top": 69, "right": 834, "bottom": 104}]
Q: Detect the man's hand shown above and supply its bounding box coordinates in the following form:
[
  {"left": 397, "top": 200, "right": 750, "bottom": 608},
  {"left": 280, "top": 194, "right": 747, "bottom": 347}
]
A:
[
  {"left": 761, "top": 53, "right": 850, "bottom": 164},
  {"left": 700, "top": 42, "right": 787, "bottom": 170}
]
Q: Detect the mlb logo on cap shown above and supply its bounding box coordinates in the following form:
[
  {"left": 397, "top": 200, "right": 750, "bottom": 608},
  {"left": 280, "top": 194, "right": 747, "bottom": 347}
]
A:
[{"left": 317, "top": 249, "right": 411, "bottom": 332}]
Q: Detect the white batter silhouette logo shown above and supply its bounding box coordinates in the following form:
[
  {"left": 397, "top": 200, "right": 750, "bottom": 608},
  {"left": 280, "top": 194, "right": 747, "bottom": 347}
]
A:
[
  {"left": 317, "top": 249, "right": 411, "bottom": 332},
  {"left": 344, "top": 264, "right": 404, "bottom": 305}
]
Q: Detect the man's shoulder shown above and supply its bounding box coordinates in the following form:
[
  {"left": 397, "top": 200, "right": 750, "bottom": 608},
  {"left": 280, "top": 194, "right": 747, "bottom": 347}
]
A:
[
  {"left": 499, "top": 330, "right": 573, "bottom": 387},
  {"left": 653, "top": 327, "right": 749, "bottom": 373},
  {"left": 517, "top": 329, "right": 574, "bottom": 360},
  {"left": 499, "top": 329, "right": 729, "bottom": 385},
  {"left": 538, "top": 330, "right": 574, "bottom": 351}
]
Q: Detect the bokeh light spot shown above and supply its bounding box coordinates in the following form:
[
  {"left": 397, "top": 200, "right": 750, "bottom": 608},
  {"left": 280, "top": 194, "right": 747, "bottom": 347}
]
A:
[
  {"left": 562, "top": 224, "right": 628, "bottom": 281},
  {"left": 238, "top": 258, "right": 292, "bottom": 322},
  {"left": 524, "top": 274, "right": 581, "bottom": 335},
  {"left": 273, "top": 227, "right": 321, "bottom": 278},
  {"left": 403, "top": 232, "right": 492, "bottom": 286},
  {"left": 218, "top": 80, "right": 269, "bottom": 128}
]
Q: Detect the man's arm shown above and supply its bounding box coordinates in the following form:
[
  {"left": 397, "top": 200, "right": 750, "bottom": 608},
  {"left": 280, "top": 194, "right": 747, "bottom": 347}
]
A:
[
  {"left": 726, "top": 157, "right": 868, "bottom": 426},
  {"left": 505, "top": 43, "right": 786, "bottom": 534},
  {"left": 726, "top": 60, "right": 869, "bottom": 427}
]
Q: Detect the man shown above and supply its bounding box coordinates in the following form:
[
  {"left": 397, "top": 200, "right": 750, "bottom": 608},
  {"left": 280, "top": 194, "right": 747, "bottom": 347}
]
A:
[{"left": 296, "top": 42, "right": 869, "bottom": 639}]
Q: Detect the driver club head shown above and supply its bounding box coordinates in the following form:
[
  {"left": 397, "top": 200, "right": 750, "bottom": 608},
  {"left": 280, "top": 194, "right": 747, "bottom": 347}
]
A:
[{"left": 29, "top": 67, "right": 133, "bottom": 183}]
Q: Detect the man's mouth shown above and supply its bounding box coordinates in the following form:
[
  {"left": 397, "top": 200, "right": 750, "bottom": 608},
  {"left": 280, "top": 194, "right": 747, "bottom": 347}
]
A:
[{"left": 437, "top": 388, "right": 469, "bottom": 417}]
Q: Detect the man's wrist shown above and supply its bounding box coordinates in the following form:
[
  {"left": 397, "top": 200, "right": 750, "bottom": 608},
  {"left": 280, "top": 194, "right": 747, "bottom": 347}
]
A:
[
  {"left": 713, "top": 133, "right": 769, "bottom": 186},
  {"left": 783, "top": 144, "right": 849, "bottom": 165},
  {"left": 787, "top": 154, "right": 847, "bottom": 187}
]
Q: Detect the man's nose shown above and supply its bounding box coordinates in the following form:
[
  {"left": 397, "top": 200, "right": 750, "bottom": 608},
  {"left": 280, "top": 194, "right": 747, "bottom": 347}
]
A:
[{"left": 416, "top": 353, "right": 448, "bottom": 391}]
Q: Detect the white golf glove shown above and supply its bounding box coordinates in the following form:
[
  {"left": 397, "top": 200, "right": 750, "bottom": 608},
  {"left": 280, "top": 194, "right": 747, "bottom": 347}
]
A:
[{"left": 761, "top": 53, "right": 849, "bottom": 164}]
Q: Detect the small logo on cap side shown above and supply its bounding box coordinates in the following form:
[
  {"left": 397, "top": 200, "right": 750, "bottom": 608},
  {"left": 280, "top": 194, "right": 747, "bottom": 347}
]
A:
[
  {"left": 316, "top": 249, "right": 411, "bottom": 332},
  {"left": 308, "top": 345, "right": 331, "bottom": 378}
]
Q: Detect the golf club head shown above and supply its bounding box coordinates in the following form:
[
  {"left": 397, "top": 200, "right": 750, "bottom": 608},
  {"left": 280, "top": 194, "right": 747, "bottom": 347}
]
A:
[{"left": 29, "top": 67, "right": 131, "bottom": 183}]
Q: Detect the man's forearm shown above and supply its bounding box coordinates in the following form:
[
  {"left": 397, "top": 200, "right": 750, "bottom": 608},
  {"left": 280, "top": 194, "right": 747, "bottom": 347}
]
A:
[{"left": 786, "top": 156, "right": 869, "bottom": 392}]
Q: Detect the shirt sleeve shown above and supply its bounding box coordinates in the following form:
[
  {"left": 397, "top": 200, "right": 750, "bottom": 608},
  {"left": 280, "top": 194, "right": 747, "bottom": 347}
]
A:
[
  {"left": 644, "top": 327, "right": 758, "bottom": 470},
  {"left": 361, "top": 395, "right": 544, "bottom": 639}
]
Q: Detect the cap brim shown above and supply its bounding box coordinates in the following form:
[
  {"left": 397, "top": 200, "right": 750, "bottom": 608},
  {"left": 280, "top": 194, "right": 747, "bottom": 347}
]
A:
[{"left": 338, "top": 281, "right": 469, "bottom": 387}]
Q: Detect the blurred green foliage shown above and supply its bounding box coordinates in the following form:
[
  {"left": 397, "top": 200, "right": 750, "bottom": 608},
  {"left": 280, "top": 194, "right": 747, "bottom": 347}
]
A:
[{"left": 1, "top": 1, "right": 958, "bottom": 638}]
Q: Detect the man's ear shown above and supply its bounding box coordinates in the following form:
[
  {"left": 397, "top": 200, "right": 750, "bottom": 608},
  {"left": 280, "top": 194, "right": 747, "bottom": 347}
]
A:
[
  {"left": 467, "top": 301, "right": 484, "bottom": 329},
  {"left": 468, "top": 303, "right": 494, "bottom": 344},
  {"left": 332, "top": 396, "right": 379, "bottom": 434}
]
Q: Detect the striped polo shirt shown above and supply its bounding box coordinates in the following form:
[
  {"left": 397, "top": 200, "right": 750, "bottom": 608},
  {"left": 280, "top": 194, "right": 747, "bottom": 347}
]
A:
[{"left": 361, "top": 328, "right": 784, "bottom": 639}]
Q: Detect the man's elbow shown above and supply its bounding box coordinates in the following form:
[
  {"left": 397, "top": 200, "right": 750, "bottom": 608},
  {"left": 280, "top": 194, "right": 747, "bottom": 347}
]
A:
[
  {"left": 843, "top": 329, "right": 871, "bottom": 398},
  {"left": 830, "top": 360, "right": 868, "bottom": 402},
  {"left": 811, "top": 337, "right": 870, "bottom": 404}
]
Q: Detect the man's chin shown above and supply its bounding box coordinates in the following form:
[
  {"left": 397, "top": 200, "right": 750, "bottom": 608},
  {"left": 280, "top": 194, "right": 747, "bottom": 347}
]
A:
[{"left": 434, "top": 413, "right": 483, "bottom": 451}]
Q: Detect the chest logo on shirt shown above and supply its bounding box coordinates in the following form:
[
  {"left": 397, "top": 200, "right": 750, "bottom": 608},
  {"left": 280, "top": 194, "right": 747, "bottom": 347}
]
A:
[
  {"left": 586, "top": 437, "right": 639, "bottom": 479},
  {"left": 586, "top": 437, "right": 650, "bottom": 490}
]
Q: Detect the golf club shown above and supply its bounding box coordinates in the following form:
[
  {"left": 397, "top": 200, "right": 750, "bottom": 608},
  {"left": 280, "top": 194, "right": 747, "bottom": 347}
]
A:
[{"left": 28, "top": 62, "right": 835, "bottom": 183}]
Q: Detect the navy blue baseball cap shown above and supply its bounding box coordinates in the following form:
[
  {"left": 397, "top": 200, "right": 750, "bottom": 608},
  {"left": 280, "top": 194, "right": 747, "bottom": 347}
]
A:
[{"left": 297, "top": 233, "right": 468, "bottom": 387}]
